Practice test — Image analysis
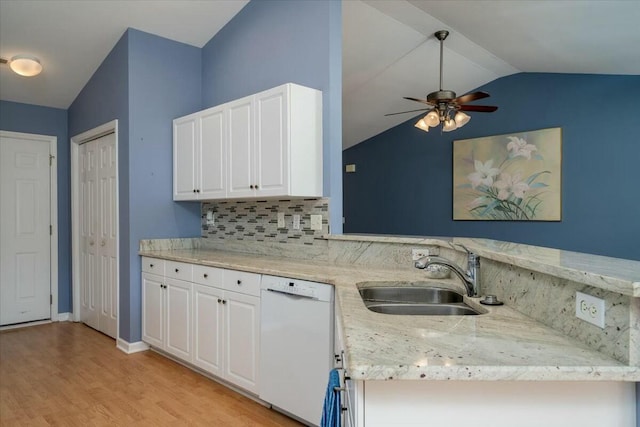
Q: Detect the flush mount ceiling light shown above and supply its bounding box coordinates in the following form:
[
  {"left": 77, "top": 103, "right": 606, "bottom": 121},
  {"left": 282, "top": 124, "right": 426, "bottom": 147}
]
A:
[
  {"left": 387, "top": 30, "right": 498, "bottom": 133},
  {"left": 9, "top": 55, "right": 43, "bottom": 77}
]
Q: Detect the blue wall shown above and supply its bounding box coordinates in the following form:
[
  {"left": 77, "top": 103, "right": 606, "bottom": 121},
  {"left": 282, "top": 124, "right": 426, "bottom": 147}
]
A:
[
  {"left": 343, "top": 73, "right": 640, "bottom": 261},
  {"left": 126, "top": 29, "right": 202, "bottom": 341},
  {"left": 201, "top": 0, "right": 343, "bottom": 232},
  {"left": 68, "top": 29, "right": 201, "bottom": 341},
  {"left": 0, "top": 100, "right": 71, "bottom": 313}
]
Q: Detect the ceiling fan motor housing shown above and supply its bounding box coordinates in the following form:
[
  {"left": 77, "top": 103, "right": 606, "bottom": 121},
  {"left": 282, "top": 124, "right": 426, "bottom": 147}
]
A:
[{"left": 427, "top": 90, "right": 456, "bottom": 103}]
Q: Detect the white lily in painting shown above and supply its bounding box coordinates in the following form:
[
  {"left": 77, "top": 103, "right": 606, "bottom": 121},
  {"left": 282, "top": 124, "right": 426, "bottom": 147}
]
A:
[
  {"left": 494, "top": 172, "right": 530, "bottom": 200},
  {"left": 468, "top": 159, "right": 500, "bottom": 189},
  {"left": 506, "top": 136, "right": 537, "bottom": 160}
]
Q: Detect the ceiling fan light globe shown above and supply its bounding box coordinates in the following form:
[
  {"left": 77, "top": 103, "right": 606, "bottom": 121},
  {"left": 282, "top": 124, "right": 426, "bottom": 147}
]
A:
[
  {"left": 425, "top": 110, "right": 440, "bottom": 127},
  {"left": 443, "top": 118, "right": 457, "bottom": 132},
  {"left": 454, "top": 111, "right": 471, "bottom": 127},
  {"left": 414, "top": 118, "right": 429, "bottom": 132}
]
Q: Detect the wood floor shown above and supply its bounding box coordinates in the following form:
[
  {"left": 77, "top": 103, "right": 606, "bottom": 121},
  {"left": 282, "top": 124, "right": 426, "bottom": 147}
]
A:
[{"left": 0, "top": 322, "right": 303, "bottom": 426}]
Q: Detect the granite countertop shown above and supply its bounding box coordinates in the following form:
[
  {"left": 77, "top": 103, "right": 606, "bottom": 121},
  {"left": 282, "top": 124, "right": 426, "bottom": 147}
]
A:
[{"left": 138, "top": 246, "right": 639, "bottom": 382}]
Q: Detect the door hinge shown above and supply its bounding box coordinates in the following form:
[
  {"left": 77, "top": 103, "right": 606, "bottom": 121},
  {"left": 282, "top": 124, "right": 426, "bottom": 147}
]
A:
[
  {"left": 49, "top": 154, "right": 55, "bottom": 166},
  {"left": 50, "top": 294, "right": 53, "bottom": 305}
]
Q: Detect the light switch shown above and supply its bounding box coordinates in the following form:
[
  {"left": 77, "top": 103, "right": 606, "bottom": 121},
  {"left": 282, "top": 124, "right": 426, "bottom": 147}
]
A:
[
  {"left": 345, "top": 164, "right": 356, "bottom": 173},
  {"left": 206, "top": 210, "right": 215, "bottom": 225}
]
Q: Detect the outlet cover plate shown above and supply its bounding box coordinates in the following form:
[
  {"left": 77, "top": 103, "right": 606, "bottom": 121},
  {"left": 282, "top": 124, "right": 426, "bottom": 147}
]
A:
[
  {"left": 293, "top": 214, "right": 301, "bottom": 230},
  {"left": 277, "top": 212, "right": 285, "bottom": 228},
  {"left": 575, "top": 291, "right": 605, "bottom": 329},
  {"left": 310, "top": 214, "right": 323, "bottom": 231}
]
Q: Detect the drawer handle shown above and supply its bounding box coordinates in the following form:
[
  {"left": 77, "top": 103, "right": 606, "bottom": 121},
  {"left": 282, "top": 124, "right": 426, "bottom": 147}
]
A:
[
  {"left": 237, "top": 280, "right": 242, "bottom": 285},
  {"left": 204, "top": 273, "right": 208, "bottom": 278},
  {"left": 175, "top": 268, "right": 179, "bottom": 273}
]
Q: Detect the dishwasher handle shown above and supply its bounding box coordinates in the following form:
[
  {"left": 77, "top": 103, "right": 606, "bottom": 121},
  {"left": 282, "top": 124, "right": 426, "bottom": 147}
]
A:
[{"left": 266, "top": 288, "right": 318, "bottom": 300}]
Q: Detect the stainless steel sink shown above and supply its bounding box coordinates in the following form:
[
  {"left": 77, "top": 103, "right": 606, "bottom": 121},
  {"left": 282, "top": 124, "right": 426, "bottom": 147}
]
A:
[
  {"left": 358, "top": 285, "right": 481, "bottom": 316},
  {"left": 365, "top": 303, "right": 479, "bottom": 316},
  {"left": 359, "top": 286, "right": 463, "bottom": 304}
]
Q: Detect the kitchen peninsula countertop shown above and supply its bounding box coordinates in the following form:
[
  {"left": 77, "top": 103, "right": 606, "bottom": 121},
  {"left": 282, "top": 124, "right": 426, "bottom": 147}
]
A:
[{"left": 139, "top": 243, "right": 639, "bottom": 382}]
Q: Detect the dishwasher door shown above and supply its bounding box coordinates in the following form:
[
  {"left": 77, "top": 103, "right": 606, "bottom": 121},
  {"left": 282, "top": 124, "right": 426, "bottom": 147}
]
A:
[{"left": 260, "top": 277, "right": 333, "bottom": 426}]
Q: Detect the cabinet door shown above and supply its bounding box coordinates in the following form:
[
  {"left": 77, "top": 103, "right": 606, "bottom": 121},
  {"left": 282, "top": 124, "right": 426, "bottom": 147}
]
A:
[
  {"left": 255, "top": 86, "right": 288, "bottom": 196},
  {"left": 165, "top": 278, "right": 192, "bottom": 361},
  {"left": 173, "top": 115, "right": 198, "bottom": 200},
  {"left": 192, "top": 284, "right": 224, "bottom": 376},
  {"left": 142, "top": 273, "right": 164, "bottom": 348},
  {"left": 224, "top": 291, "right": 260, "bottom": 393},
  {"left": 227, "top": 96, "right": 255, "bottom": 198},
  {"left": 199, "top": 107, "right": 226, "bottom": 199}
]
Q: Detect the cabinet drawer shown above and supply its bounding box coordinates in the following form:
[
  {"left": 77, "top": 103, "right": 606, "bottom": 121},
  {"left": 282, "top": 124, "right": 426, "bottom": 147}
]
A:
[
  {"left": 224, "top": 269, "right": 261, "bottom": 297},
  {"left": 165, "top": 260, "right": 193, "bottom": 282},
  {"left": 142, "top": 257, "right": 165, "bottom": 275},
  {"left": 193, "top": 264, "right": 224, "bottom": 287}
]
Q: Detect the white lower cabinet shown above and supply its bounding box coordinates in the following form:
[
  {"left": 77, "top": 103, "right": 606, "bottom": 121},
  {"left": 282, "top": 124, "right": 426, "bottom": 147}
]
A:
[
  {"left": 141, "top": 269, "right": 193, "bottom": 362},
  {"left": 142, "top": 257, "right": 260, "bottom": 395}
]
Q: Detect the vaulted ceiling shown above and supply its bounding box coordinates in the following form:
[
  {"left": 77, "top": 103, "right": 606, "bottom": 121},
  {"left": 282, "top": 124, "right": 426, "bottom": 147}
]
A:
[{"left": 1, "top": 1, "right": 638, "bottom": 150}]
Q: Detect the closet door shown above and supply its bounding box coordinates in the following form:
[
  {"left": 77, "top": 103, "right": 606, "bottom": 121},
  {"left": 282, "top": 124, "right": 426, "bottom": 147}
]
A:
[
  {"left": 96, "top": 134, "right": 117, "bottom": 338},
  {"left": 79, "top": 141, "right": 99, "bottom": 330},
  {"left": 79, "top": 133, "right": 117, "bottom": 339}
]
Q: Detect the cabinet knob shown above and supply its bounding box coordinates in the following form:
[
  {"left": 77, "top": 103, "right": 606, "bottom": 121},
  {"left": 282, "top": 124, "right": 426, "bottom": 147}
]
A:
[
  {"left": 237, "top": 280, "right": 241, "bottom": 285},
  {"left": 175, "top": 268, "right": 179, "bottom": 273},
  {"left": 150, "top": 264, "right": 154, "bottom": 268},
  {"left": 222, "top": 300, "right": 227, "bottom": 305},
  {"left": 250, "top": 185, "right": 254, "bottom": 189},
  {"left": 193, "top": 189, "right": 196, "bottom": 193},
  {"left": 204, "top": 273, "right": 208, "bottom": 278},
  {"left": 255, "top": 184, "right": 259, "bottom": 189},
  {"left": 196, "top": 189, "right": 200, "bottom": 193},
  {"left": 217, "top": 298, "right": 222, "bottom": 303}
]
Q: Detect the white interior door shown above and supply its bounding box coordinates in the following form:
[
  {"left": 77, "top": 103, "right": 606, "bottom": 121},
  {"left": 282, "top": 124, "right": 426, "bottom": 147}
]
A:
[
  {"left": 0, "top": 133, "right": 51, "bottom": 325},
  {"left": 97, "top": 134, "right": 117, "bottom": 338},
  {"left": 79, "top": 141, "right": 98, "bottom": 330},
  {"left": 79, "top": 133, "right": 117, "bottom": 338}
]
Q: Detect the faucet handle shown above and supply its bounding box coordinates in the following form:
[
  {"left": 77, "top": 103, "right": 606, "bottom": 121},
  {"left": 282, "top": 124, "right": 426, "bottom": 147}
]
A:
[{"left": 450, "top": 242, "right": 472, "bottom": 254}]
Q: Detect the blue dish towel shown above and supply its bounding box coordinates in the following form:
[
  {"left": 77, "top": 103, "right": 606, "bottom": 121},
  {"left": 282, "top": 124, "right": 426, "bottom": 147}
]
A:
[{"left": 320, "top": 369, "right": 341, "bottom": 427}]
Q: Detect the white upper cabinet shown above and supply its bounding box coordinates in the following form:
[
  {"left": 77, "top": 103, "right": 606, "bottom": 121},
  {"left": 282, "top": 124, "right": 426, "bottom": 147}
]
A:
[
  {"left": 173, "top": 106, "right": 226, "bottom": 201},
  {"left": 173, "top": 83, "right": 322, "bottom": 201}
]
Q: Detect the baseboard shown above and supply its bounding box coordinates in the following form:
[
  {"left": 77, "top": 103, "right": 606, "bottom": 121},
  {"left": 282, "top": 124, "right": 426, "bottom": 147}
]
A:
[
  {"left": 117, "top": 338, "right": 150, "bottom": 354},
  {"left": 56, "top": 312, "right": 71, "bottom": 322}
]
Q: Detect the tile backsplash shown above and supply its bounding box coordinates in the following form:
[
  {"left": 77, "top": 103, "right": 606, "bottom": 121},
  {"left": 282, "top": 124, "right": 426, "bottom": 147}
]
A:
[{"left": 202, "top": 198, "right": 329, "bottom": 245}]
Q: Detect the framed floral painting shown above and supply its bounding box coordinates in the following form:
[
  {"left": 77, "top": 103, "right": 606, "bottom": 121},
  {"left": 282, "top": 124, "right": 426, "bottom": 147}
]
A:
[{"left": 453, "top": 127, "right": 562, "bottom": 221}]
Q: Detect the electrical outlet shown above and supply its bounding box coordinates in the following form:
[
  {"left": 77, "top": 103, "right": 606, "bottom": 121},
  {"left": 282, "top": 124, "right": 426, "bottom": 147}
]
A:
[
  {"left": 277, "top": 212, "right": 285, "bottom": 228},
  {"left": 310, "top": 214, "right": 323, "bottom": 231},
  {"left": 575, "top": 291, "right": 605, "bottom": 328},
  {"left": 411, "top": 247, "right": 439, "bottom": 261},
  {"left": 293, "top": 214, "right": 301, "bottom": 230},
  {"left": 206, "top": 210, "right": 215, "bottom": 225}
]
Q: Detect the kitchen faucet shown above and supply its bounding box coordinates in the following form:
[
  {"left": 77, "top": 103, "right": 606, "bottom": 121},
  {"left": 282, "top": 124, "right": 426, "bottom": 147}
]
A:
[{"left": 414, "top": 244, "right": 481, "bottom": 297}]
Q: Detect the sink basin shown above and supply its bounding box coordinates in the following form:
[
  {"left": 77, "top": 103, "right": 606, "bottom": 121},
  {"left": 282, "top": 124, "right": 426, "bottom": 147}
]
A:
[
  {"left": 359, "top": 286, "right": 463, "bottom": 304},
  {"left": 365, "top": 303, "right": 479, "bottom": 316},
  {"left": 358, "top": 285, "right": 482, "bottom": 316}
]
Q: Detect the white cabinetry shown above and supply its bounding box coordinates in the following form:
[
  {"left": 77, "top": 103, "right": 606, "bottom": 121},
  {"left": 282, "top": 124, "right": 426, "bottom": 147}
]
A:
[
  {"left": 141, "top": 258, "right": 193, "bottom": 362},
  {"left": 143, "top": 257, "right": 261, "bottom": 395},
  {"left": 173, "top": 83, "right": 322, "bottom": 201},
  {"left": 173, "top": 106, "right": 226, "bottom": 200}
]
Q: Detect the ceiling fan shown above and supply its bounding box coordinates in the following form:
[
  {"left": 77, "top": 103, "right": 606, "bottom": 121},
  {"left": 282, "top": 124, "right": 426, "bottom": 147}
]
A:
[{"left": 386, "top": 30, "right": 498, "bottom": 132}]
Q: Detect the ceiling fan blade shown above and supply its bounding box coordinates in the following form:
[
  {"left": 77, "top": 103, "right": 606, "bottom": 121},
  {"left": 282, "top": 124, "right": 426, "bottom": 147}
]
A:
[
  {"left": 454, "top": 91, "right": 490, "bottom": 105},
  {"left": 403, "top": 96, "right": 434, "bottom": 106},
  {"left": 384, "top": 108, "right": 431, "bottom": 117},
  {"left": 459, "top": 105, "right": 498, "bottom": 112}
]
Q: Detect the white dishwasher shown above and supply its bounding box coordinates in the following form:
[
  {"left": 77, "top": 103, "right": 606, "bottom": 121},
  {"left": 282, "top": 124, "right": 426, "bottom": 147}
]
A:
[{"left": 260, "top": 275, "right": 334, "bottom": 426}]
